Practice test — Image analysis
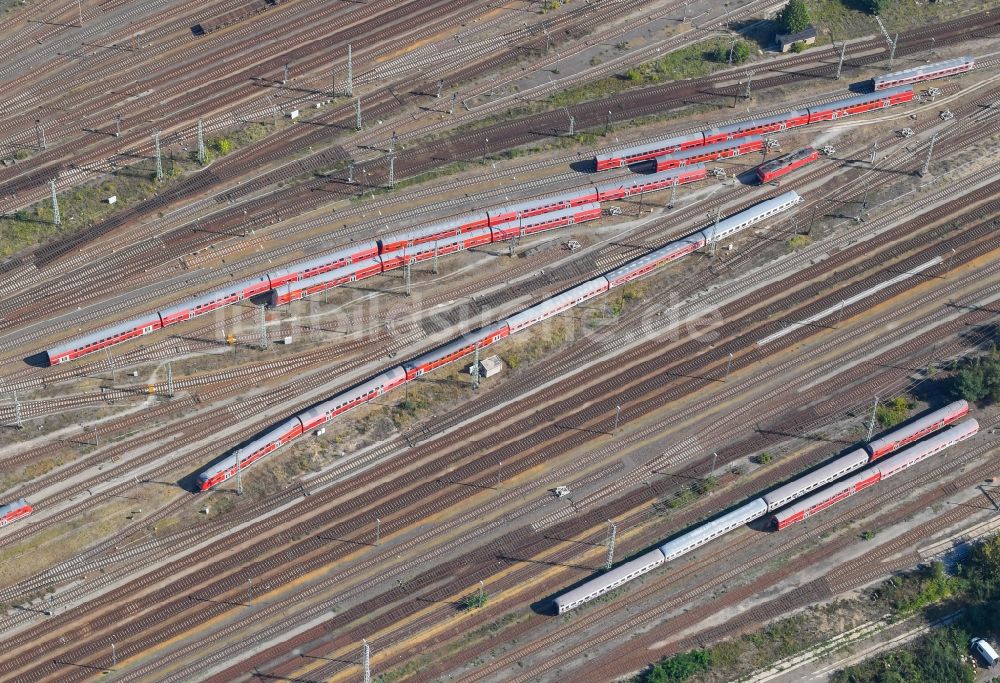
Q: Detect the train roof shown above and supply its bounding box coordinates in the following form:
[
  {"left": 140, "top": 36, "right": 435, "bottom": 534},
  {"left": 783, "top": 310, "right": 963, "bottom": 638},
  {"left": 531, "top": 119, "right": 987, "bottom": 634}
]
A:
[
  {"left": 277, "top": 257, "right": 383, "bottom": 292},
  {"left": 46, "top": 313, "right": 161, "bottom": 358},
  {"left": 159, "top": 275, "right": 270, "bottom": 318},
  {"left": 757, "top": 147, "right": 816, "bottom": 173},
  {"left": 401, "top": 321, "right": 510, "bottom": 373},
  {"left": 504, "top": 278, "right": 607, "bottom": 330},
  {"left": 520, "top": 201, "right": 601, "bottom": 224},
  {"left": 660, "top": 498, "right": 767, "bottom": 560},
  {"left": 698, "top": 190, "right": 802, "bottom": 242},
  {"left": 873, "top": 56, "right": 974, "bottom": 87},
  {"left": 603, "top": 235, "right": 704, "bottom": 282},
  {"left": 489, "top": 188, "right": 591, "bottom": 216},
  {"left": 704, "top": 110, "right": 809, "bottom": 135},
  {"left": 878, "top": 418, "right": 979, "bottom": 474},
  {"left": 813, "top": 85, "right": 912, "bottom": 113},
  {"left": 661, "top": 135, "right": 764, "bottom": 161},
  {"left": 594, "top": 133, "right": 704, "bottom": 162},
  {"left": 553, "top": 549, "right": 664, "bottom": 610},
  {"left": 771, "top": 467, "right": 877, "bottom": 521},
  {"left": 380, "top": 212, "right": 488, "bottom": 244},
  {"left": 867, "top": 400, "right": 969, "bottom": 455},
  {"left": 593, "top": 163, "right": 706, "bottom": 196},
  {"left": 762, "top": 448, "right": 868, "bottom": 509},
  {"left": 0, "top": 499, "right": 29, "bottom": 516},
  {"left": 299, "top": 367, "right": 406, "bottom": 424},
  {"left": 267, "top": 243, "right": 377, "bottom": 281},
  {"left": 197, "top": 417, "right": 301, "bottom": 482}
]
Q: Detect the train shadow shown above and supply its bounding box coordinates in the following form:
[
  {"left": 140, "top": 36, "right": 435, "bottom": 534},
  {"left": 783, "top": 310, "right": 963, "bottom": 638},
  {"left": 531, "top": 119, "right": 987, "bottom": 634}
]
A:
[
  {"left": 177, "top": 472, "right": 208, "bottom": 494},
  {"left": 24, "top": 351, "right": 50, "bottom": 368},
  {"left": 570, "top": 159, "right": 597, "bottom": 174}
]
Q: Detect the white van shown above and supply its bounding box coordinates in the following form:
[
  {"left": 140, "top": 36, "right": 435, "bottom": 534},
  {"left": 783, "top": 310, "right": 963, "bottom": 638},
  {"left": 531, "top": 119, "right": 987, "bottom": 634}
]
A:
[{"left": 971, "top": 638, "right": 1000, "bottom": 667}]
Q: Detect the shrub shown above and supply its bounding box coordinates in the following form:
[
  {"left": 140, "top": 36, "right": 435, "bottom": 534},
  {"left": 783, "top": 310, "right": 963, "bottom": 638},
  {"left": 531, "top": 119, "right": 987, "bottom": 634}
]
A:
[
  {"left": 713, "top": 40, "right": 750, "bottom": 64},
  {"left": 643, "top": 649, "right": 712, "bottom": 683},
  {"left": 790, "top": 40, "right": 807, "bottom": 53},
  {"left": 787, "top": 234, "right": 811, "bottom": 250},
  {"left": 461, "top": 589, "right": 488, "bottom": 610},
  {"left": 212, "top": 137, "right": 233, "bottom": 155},
  {"left": 875, "top": 396, "right": 913, "bottom": 428}
]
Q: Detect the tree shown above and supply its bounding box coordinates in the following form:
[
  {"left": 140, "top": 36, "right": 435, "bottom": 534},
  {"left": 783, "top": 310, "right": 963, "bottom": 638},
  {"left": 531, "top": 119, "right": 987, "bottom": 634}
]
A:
[
  {"left": 776, "top": 0, "right": 810, "bottom": 35},
  {"left": 952, "top": 349, "right": 1000, "bottom": 405},
  {"left": 859, "top": 0, "right": 893, "bottom": 15}
]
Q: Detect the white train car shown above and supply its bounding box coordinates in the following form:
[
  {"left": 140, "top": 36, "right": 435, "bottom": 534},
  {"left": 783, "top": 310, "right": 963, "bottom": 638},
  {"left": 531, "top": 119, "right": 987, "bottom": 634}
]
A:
[
  {"left": 505, "top": 278, "right": 610, "bottom": 334},
  {"left": 695, "top": 191, "right": 802, "bottom": 246},
  {"left": 873, "top": 56, "right": 974, "bottom": 91},
  {"left": 554, "top": 550, "right": 665, "bottom": 614},
  {"left": 762, "top": 448, "right": 869, "bottom": 512},
  {"left": 659, "top": 499, "right": 768, "bottom": 561}
]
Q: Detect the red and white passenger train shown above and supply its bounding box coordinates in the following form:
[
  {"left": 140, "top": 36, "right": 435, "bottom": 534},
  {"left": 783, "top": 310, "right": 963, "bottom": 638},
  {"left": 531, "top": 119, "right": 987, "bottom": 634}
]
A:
[
  {"left": 46, "top": 168, "right": 706, "bottom": 366},
  {"left": 0, "top": 499, "right": 32, "bottom": 528},
  {"left": 595, "top": 85, "right": 915, "bottom": 171},
  {"left": 195, "top": 191, "right": 803, "bottom": 490},
  {"left": 873, "top": 56, "right": 974, "bottom": 91},
  {"left": 756, "top": 147, "right": 819, "bottom": 183},
  {"left": 554, "top": 401, "right": 976, "bottom": 613},
  {"left": 654, "top": 136, "right": 764, "bottom": 172}
]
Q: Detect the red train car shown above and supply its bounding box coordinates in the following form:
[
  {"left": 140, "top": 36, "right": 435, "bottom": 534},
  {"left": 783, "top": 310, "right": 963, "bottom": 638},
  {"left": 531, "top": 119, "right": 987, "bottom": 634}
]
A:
[
  {"left": 772, "top": 468, "right": 881, "bottom": 530},
  {"left": 268, "top": 258, "right": 383, "bottom": 306},
  {"left": 866, "top": 400, "right": 969, "bottom": 461},
  {"left": 656, "top": 137, "right": 764, "bottom": 172},
  {"left": 46, "top": 315, "right": 163, "bottom": 366},
  {"left": 378, "top": 213, "right": 489, "bottom": 255},
  {"left": 806, "top": 86, "right": 913, "bottom": 123},
  {"left": 0, "top": 499, "right": 32, "bottom": 527},
  {"left": 594, "top": 133, "right": 705, "bottom": 170},
  {"left": 266, "top": 242, "right": 379, "bottom": 290},
  {"left": 874, "top": 56, "right": 974, "bottom": 91},
  {"left": 380, "top": 227, "right": 493, "bottom": 271},
  {"left": 196, "top": 417, "right": 303, "bottom": 491},
  {"left": 401, "top": 321, "right": 510, "bottom": 379},
  {"left": 594, "top": 164, "right": 706, "bottom": 201},
  {"left": 756, "top": 147, "right": 819, "bottom": 183},
  {"left": 489, "top": 203, "right": 601, "bottom": 242},
  {"left": 702, "top": 110, "right": 809, "bottom": 145}
]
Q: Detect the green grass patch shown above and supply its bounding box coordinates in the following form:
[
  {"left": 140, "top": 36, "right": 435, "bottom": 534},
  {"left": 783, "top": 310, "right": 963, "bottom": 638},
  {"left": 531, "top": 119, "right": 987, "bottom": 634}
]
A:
[
  {"left": 787, "top": 234, "right": 812, "bottom": 250},
  {"left": 548, "top": 38, "right": 735, "bottom": 110}
]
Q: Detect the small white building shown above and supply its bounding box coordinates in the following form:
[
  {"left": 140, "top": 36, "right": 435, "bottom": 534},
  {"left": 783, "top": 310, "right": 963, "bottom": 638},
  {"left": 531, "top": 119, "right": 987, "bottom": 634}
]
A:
[
  {"left": 972, "top": 638, "right": 999, "bottom": 666},
  {"left": 467, "top": 355, "right": 503, "bottom": 378}
]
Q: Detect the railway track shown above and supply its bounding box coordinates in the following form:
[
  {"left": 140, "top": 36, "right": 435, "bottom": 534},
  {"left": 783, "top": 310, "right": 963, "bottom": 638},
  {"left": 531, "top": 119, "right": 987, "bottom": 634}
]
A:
[
  {"left": 3, "top": 6, "right": 992, "bottom": 334},
  {"left": 1, "top": 164, "right": 992, "bottom": 680},
  {"left": 3, "top": 75, "right": 992, "bottom": 592},
  {"left": 0, "top": 10, "right": 996, "bottom": 680},
  {"left": 455, "top": 412, "right": 1000, "bottom": 683}
]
